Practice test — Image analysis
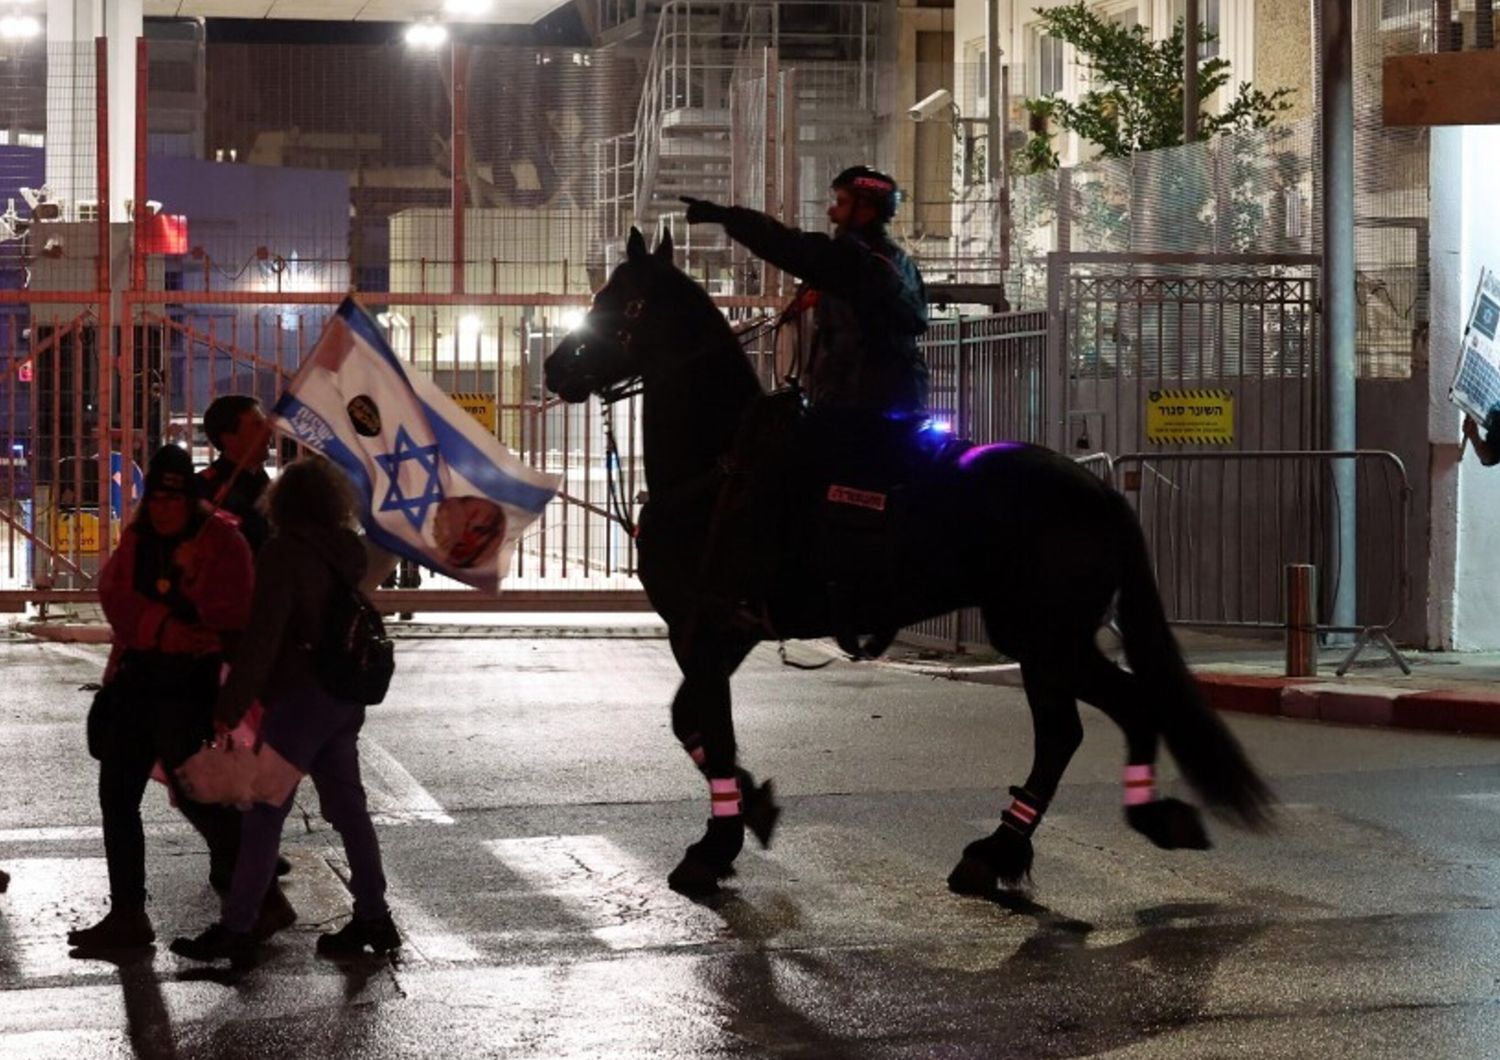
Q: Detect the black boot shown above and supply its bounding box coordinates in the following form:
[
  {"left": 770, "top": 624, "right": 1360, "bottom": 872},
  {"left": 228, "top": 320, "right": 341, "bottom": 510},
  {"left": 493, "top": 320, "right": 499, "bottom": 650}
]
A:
[
  {"left": 68, "top": 904, "right": 155, "bottom": 950},
  {"left": 169, "top": 923, "right": 259, "bottom": 971},
  {"left": 316, "top": 913, "right": 401, "bottom": 959}
]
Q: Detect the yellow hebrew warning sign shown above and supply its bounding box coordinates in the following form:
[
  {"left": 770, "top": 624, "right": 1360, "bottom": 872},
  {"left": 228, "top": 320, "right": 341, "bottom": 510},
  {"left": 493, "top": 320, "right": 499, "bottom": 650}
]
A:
[
  {"left": 53, "top": 512, "right": 122, "bottom": 555},
  {"left": 450, "top": 392, "right": 498, "bottom": 434},
  {"left": 1145, "top": 389, "right": 1234, "bottom": 445}
]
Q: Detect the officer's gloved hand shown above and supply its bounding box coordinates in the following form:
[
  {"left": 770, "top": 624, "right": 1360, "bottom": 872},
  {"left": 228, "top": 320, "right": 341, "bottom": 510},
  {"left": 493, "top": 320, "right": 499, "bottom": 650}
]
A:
[{"left": 680, "top": 197, "right": 728, "bottom": 225}]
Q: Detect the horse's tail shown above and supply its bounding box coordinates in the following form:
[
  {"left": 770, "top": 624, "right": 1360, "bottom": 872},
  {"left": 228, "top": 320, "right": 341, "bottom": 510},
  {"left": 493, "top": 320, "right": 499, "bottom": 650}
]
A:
[{"left": 1111, "top": 493, "right": 1274, "bottom": 829}]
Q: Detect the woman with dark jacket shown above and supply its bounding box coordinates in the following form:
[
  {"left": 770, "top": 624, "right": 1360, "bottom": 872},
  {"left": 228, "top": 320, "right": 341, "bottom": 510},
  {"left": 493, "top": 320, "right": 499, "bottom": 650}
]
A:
[
  {"left": 172, "top": 456, "right": 399, "bottom": 969},
  {"left": 70, "top": 445, "right": 256, "bottom": 950}
]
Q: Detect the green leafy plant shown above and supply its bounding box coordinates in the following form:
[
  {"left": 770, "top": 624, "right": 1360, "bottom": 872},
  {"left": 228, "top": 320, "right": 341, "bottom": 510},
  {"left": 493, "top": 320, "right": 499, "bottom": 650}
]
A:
[{"left": 1017, "top": 2, "right": 1294, "bottom": 174}]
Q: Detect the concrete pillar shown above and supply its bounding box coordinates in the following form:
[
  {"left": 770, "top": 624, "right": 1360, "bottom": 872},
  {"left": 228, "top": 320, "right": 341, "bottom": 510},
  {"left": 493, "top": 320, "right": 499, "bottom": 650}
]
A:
[
  {"left": 1429, "top": 125, "right": 1500, "bottom": 649},
  {"left": 46, "top": 0, "right": 142, "bottom": 223}
]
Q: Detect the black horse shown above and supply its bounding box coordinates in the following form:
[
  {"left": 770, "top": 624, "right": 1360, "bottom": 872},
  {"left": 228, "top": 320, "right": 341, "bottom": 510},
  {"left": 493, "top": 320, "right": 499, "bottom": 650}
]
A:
[{"left": 544, "top": 228, "right": 1272, "bottom": 898}]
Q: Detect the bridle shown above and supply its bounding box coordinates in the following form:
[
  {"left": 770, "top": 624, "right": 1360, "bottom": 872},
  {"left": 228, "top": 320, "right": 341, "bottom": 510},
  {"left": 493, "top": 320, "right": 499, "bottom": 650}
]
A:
[{"left": 574, "top": 285, "right": 805, "bottom": 539}]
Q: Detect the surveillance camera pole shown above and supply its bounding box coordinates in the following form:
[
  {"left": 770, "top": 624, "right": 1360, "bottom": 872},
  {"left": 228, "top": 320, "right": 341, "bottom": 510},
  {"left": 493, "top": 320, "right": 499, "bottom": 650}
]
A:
[
  {"left": 1183, "top": 0, "right": 1199, "bottom": 142},
  {"left": 986, "top": 0, "right": 1002, "bottom": 183}
]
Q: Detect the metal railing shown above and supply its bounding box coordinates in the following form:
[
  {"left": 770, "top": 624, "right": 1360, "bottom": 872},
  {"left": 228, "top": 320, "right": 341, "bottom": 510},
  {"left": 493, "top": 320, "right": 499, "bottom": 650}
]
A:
[
  {"left": 631, "top": 0, "right": 880, "bottom": 224},
  {"left": 1114, "top": 449, "right": 1412, "bottom": 672}
]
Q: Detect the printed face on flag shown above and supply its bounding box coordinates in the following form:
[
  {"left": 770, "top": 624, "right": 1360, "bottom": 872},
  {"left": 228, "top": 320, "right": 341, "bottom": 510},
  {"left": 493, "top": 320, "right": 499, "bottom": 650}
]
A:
[{"left": 273, "top": 299, "right": 560, "bottom": 591}]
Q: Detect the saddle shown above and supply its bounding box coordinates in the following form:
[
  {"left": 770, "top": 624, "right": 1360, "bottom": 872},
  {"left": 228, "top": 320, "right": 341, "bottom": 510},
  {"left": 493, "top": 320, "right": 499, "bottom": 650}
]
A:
[
  {"left": 807, "top": 406, "right": 963, "bottom": 658},
  {"left": 700, "top": 390, "right": 965, "bottom": 659}
]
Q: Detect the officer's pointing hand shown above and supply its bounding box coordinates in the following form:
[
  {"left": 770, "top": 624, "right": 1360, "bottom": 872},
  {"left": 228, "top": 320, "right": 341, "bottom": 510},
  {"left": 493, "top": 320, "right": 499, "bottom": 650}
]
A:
[{"left": 680, "top": 197, "right": 727, "bottom": 225}]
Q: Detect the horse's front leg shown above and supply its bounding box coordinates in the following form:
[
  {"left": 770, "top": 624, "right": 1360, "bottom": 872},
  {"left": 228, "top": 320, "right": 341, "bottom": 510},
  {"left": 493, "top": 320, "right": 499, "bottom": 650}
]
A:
[
  {"left": 666, "top": 633, "right": 781, "bottom": 897},
  {"left": 948, "top": 658, "right": 1083, "bottom": 897}
]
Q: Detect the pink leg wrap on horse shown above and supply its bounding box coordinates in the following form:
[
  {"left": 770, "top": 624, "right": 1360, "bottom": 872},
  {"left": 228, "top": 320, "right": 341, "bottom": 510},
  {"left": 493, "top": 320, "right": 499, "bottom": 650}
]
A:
[
  {"left": 1123, "top": 763, "right": 1156, "bottom": 806},
  {"left": 708, "top": 779, "right": 744, "bottom": 821},
  {"left": 709, "top": 777, "right": 742, "bottom": 817},
  {"left": 1000, "top": 787, "right": 1045, "bottom": 837}
]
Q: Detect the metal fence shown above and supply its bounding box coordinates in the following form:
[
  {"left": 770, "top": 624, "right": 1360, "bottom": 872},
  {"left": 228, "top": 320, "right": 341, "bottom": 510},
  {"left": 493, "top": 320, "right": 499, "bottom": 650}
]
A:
[
  {"left": 1049, "top": 252, "right": 1325, "bottom": 456},
  {"left": 1115, "top": 449, "right": 1412, "bottom": 671}
]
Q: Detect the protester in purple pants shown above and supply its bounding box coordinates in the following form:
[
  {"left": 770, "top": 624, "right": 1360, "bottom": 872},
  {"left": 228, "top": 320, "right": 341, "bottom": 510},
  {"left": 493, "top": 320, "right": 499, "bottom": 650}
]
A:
[{"left": 171, "top": 456, "right": 400, "bottom": 970}]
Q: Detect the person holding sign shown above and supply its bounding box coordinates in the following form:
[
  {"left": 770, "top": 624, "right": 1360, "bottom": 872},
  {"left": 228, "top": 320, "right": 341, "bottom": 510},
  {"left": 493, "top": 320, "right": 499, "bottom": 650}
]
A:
[
  {"left": 1462, "top": 413, "right": 1500, "bottom": 466},
  {"left": 1451, "top": 268, "right": 1500, "bottom": 465}
]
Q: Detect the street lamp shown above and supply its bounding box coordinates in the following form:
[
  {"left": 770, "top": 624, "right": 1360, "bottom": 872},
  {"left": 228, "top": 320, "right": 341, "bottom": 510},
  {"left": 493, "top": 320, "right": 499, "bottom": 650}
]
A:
[{"left": 404, "top": 21, "right": 449, "bottom": 48}]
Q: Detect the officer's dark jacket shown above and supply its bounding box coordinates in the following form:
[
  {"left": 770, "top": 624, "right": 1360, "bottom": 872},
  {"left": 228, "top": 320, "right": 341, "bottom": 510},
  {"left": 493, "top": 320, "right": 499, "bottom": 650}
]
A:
[
  {"left": 196, "top": 456, "right": 271, "bottom": 554},
  {"left": 719, "top": 207, "right": 929, "bottom": 413}
]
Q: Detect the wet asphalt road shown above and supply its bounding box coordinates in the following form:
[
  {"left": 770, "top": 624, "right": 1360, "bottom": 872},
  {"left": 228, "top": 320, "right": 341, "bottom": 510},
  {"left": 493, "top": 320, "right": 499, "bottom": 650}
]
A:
[{"left": 0, "top": 633, "right": 1498, "bottom": 1059}]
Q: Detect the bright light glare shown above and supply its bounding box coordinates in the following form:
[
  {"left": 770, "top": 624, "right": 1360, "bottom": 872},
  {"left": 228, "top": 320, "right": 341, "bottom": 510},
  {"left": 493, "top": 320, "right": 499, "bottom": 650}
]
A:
[
  {"left": 443, "top": 0, "right": 491, "bottom": 13},
  {"left": 458, "top": 314, "right": 483, "bottom": 341},
  {"left": 0, "top": 16, "right": 40, "bottom": 39},
  {"left": 404, "top": 22, "right": 449, "bottom": 47},
  {"left": 560, "top": 309, "right": 587, "bottom": 332}
]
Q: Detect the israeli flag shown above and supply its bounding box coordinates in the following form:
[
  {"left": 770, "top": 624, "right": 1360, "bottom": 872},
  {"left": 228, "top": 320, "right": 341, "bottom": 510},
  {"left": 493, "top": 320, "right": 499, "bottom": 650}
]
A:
[{"left": 273, "top": 297, "right": 560, "bottom": 592}]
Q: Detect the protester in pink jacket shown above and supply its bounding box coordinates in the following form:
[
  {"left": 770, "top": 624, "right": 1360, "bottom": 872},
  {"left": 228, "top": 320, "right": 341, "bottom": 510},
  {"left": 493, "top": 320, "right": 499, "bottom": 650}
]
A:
[{"left": 68, "top": 445, "right": 276, "bottom": 951}]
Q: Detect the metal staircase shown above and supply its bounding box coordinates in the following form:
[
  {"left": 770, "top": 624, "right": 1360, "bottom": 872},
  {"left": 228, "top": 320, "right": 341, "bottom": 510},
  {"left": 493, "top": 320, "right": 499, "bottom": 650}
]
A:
[{"left": 606, "top": 1, "right": 882, "bottom": 287}]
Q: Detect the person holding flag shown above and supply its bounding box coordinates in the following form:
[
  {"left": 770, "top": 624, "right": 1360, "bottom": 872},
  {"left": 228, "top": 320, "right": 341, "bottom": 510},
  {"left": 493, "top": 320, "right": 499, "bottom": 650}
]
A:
[{"left": 271, "top": 298, "right": 559, "bottom": 590}]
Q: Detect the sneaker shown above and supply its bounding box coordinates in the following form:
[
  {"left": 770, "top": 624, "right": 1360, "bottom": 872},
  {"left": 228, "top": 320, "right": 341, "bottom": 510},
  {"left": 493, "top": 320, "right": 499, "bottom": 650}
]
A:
[
  {"left": 316, "top": 914, "right": 401, "bottom": 959},
  {"left": 251, "top": 885, "right": 297, "bottom": 941},
  {"left": 169, "top": 923, "right": 259, "bottom": 971},
  {"left": 68, "top": 905, "right": 155, "bottom": 950}
]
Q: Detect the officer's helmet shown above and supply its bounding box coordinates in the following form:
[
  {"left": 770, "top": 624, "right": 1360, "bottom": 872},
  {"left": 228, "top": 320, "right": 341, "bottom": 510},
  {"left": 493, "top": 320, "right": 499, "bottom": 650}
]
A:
[{"left": 830, "top": 165, "right": 900, "bottom": 223}]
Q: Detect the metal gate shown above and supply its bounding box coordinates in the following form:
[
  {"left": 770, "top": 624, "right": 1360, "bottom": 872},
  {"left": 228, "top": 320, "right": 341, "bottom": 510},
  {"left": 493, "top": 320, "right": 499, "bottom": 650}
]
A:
[
  {"left": 0, "top": 291, "right": 776, "bottom": 612},
  {"left": 1046, "top": 252, "right": 1324, "bottom": 455}
]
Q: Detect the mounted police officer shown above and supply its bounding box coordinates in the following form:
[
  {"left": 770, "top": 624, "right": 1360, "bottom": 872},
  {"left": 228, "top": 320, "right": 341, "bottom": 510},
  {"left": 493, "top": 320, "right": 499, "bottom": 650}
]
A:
[
  {"left": 681, "top": 165, "right": 929, "bottom": 413},
  {"left": 680, "top": 167, "right": 930, "bottom": 653}
]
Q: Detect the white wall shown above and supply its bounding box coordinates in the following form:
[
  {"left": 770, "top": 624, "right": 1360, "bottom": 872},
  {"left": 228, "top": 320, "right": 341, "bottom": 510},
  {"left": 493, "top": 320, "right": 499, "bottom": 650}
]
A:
[{"left": 1429, "top": 126, "right": 1500, "bottom": 649}]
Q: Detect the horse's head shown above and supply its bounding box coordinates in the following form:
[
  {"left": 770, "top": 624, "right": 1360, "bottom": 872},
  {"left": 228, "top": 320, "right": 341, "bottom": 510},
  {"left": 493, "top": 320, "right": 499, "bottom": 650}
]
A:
[{"left": 545, "top": 227, "right": 688, "bottom": 404}]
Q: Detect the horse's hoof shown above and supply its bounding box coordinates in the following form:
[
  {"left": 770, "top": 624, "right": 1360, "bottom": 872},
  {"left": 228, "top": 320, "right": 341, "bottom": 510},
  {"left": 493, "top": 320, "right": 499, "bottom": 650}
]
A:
[
  {"left": 668, "top": 856, "right": 732, "bottom": 898},
  {"left": 946, "top": 855, "right": 998, "bottom": 898},
  {"left": 966, "top": 829, "right": 1035, "bottom": 887},
  {"left": 743, "top": 779, "right": 781, "bottom": 849},
  {"left": 1126, "top": 797, "right": 1213, "bottom": 851}
]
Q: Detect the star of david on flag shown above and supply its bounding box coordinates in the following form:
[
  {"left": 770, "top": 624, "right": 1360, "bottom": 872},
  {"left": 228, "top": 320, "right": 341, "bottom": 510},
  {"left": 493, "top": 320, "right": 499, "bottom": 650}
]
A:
[
  {"left": 271, "top": 298, "right": 560, "bottom": 591},
  {"left": 374, "top": 427, "right": 444, "bottom": 530}
]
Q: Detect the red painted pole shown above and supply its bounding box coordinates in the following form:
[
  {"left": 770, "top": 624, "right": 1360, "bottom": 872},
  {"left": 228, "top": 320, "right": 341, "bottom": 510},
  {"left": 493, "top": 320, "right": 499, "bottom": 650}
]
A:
[
  {"left": 131, "top": 37, "right": 148, "bottom": 293},
  {"left": 95, "top": 37, "right": 113, "bottom": 560},
  {"left": 451, "top": 41, "right": 469, "bottom": 296}
]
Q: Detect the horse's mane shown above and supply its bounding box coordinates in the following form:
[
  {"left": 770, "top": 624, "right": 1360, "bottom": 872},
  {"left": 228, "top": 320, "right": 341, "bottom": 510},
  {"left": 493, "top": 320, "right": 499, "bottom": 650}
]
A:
[{"left": 654, "top": 258, "right": 762, "bottom": 393}]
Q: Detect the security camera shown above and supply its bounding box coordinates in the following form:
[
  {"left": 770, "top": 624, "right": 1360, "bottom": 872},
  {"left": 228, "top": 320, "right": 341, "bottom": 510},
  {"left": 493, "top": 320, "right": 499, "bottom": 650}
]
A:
[
  {"left": 19, "top": 185, "right": 59, "bottom": 221},
  {"left": 909, "top": 89, "right": 955, "bottom": 123}
]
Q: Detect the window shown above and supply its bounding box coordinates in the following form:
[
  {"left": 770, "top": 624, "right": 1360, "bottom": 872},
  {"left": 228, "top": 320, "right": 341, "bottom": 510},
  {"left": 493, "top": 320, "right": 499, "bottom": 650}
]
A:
[
  {"left": 1109, "top": 5, "right": 1139, "bottom": 31},
  {"left": 1172, "top": 0, "right": 1221, "bottom": 58},
  {"left": 964, "top": 37, "right": 988, "bottom": 116},
  {"left": 1033, "top": 31, "right": 1066, "bottom": 96}
]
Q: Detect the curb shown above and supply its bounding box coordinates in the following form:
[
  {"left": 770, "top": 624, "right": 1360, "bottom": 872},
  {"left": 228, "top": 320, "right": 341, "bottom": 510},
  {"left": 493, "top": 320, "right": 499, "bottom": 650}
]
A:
[
  {"left": 1195, "top": 672, "right": 1500, "bottom": 736},
  {"left": 18, "top": 623, "right": 112, "bottom": 644}
]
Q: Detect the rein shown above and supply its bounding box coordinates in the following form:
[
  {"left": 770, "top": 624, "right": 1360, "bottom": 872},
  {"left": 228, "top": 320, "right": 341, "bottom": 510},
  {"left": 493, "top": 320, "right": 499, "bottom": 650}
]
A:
[
  {"left": 600, "top": 401, "right": 638, "bottom": 539},
  {"left": 591, "top": 288, "right": 806, "bottom": 547}
]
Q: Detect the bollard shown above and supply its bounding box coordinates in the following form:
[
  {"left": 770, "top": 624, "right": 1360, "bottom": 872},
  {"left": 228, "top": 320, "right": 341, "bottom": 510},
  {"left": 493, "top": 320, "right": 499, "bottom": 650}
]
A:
[{"left": 1285, "top": 564, "right": 1318, "bottom": 677}]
